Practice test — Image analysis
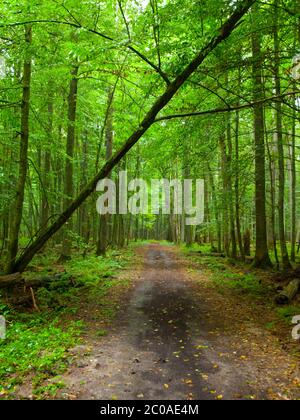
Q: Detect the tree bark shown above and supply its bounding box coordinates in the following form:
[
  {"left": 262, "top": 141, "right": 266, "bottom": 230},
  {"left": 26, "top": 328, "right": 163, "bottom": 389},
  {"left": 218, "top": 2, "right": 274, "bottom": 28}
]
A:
[
  {"left": 226, "top": 112, "right": 237, "bottom": 259},
  {"left": 40, "top": 98, "right": 53, "bottom": 232},
  {"left": 234, "top": 109, "right": 245, "bottom": 260},
  {"left": 251, "top": 16, "right": 272, "bottom": 269},
  {"left": 96, "top": 88, "right": 114, "bottom": 256},
  {"left": 273, "top": 0, "right": 292, "bottom": 270},
  {"left": 60, "top": 65, "right": 79, "bottom": 261},
  {"left": 5, "top": 26, "right": 32, "bottom": 274},
  {"left": 266, "top": 134, "right": 279, "bottom": 266}
]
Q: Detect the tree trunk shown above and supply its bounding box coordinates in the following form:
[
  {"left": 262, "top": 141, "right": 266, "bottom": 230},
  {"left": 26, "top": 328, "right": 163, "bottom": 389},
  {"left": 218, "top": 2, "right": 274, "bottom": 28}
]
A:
[
  {"left": 208, "top": 166, "right": 222, "bottom": 253},
  {"left": 251, "top": 18, "right": 272, "bottom": 269},
  {"left": 5, "top": 26, "right": 32, "bottom": 274},
  {"left": 273, "top": 0, "right": 291, "bottom": 270},
  {"left": 219, "top": 131, "right": 230, "bottom": 256},
  {"left": 226, "top": 111, "right": 237, "bottom": 259},
  {"left": 266, "top": 135, "right": 280, "bottom": 266},
  {"left": 40, "top": 99, "right": 53, "bottom": 232},
  {"left": 97, "top": 88, "right": 114, "bottom": 256},
  {"left": 60, "top": 65, "right": 79, "bottom": 261},
  {"left": 234, "top": 109, "right": 245, "bottom": 260},
  {"left": 290, "top": 22, "right": 298, "bottom": 262}
]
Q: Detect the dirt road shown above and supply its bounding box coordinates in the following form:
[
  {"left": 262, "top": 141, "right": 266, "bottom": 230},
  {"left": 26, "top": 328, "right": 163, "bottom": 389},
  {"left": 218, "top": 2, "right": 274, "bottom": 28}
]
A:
[{"left": 59, "top": 244, "right": 300, "bottom": 400}]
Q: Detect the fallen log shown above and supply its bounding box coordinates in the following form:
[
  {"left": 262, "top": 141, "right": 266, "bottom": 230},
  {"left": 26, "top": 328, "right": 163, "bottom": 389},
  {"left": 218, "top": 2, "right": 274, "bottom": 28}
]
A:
[
  {"left": 0, "top": 273, "right": 23, "bottom": 289},
  {"left": 189, "top": 251, "right": 226, "bottom": 258},
  {"left": 0, "top": 273, "right": 71, "bottom": 290},
  {"left": 275, "top": 279, "right": 300, "bottom": 305},
  {"left": 24, "top": 274, "right": 69, "bottom": 289}
]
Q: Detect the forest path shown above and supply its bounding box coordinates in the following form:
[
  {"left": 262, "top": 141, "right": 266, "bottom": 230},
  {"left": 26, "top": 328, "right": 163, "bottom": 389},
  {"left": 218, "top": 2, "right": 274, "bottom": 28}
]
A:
[{"left": 58, "top": 244, "right": 300, "bottom": 400}]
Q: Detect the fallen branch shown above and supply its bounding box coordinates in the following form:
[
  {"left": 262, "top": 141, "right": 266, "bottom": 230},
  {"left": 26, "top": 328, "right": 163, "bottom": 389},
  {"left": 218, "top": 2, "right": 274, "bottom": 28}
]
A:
[
  {"left": 0, "top": 273, "right": 23, "bottom": 289},
  {"left": 154, "top": 91, "right": 300, "bottom": 123},
  {"left": 30, "top": 287, "right": 40, "bottom": 312}
]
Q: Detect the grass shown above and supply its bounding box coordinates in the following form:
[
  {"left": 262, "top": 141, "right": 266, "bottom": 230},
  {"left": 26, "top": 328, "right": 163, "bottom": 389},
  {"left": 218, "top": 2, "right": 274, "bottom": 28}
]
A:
[
  {"left": 0, "top": 247, "right": 135, "bottom": 399},
  {"left": 0, "top": 316, "right": 82, "bottom": 398},
  {"left": 182, "top": 242, "right": 300, "bottom": 349},
  {"left": 277, "top": 306, "right": 300, "bottom": 324},
  {"left": 181, "top": 243, "right": 270, "bottom": 297}
]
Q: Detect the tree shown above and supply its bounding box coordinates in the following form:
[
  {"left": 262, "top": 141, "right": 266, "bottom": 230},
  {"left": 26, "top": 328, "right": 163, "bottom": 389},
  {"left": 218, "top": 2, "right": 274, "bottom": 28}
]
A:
[
  {"left": 273, "top": 0, "right": 292, "bottom": 270},
  {"left": 5, "top": 26, "right": 32, "bottom": 274},
  {"left": 6, "top": 0, "right": 256, "bottom": 274},
  {"left": 251, "top": 13, "right": 272, "bottom": 269},
  {"left": 60, "top": 65, "right": 79, "bottom": 261}
]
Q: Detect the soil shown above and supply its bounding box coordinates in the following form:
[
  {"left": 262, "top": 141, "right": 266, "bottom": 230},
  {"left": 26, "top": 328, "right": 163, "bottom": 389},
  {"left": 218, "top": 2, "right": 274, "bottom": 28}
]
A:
[{"left": 49, "top": 244, "right": 300, "bottom": 400}]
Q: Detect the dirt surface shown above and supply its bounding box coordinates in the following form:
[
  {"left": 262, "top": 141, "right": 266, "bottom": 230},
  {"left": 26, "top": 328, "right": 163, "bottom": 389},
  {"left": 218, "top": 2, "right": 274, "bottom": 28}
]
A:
[{"left": 56, "top": 244, "right": 300, "bottom": 400}]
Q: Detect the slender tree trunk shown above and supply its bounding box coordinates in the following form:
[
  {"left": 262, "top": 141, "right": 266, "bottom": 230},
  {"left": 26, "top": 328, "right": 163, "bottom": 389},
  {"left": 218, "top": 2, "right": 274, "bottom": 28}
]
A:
[
  {"left": 219, "top": 131, "right": 230, "bottom": 256},
  {"left": 208, "top": 166, "right": 222, "bottom": 253},
  {"left": 40, "top": 99, "right": 53, "bottom": 232},
  {"left": 183, "top": 146, "right": 193, "bottom": 246},
  {"left": 266, "top": 134, "right": 280, "bottom": 266},
  {"left": 226, "top": 112, "right": 237, "bottom": 259},
  {"left": 290, "top": 20, "right": 298, "bottom": 262},
  {"left": 97, "top": 89, "right": 114, "bottom": 256},
  {"left": 234, "top": 109, "right": 245, "bottom": 260},
  {"left": 60, "top": 65, "right": 79, "bottom": 261},
  {"left": 79, "top": 129, "right": 89, "bottom": 243},
  {"left": 5, "top": 26, "right": 32, "bottom": 274},
  {"left": 273, "top": 0, "right": 292, "bottom": 270},
  {"left": 251, "top": 21, "right": 272, "bottom": 269}
]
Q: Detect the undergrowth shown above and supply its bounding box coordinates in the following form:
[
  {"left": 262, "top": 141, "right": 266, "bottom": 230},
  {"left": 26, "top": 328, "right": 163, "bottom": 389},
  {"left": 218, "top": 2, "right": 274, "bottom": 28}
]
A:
[{"left": 0, "top": 247, "right": 134, "bottom": 399}]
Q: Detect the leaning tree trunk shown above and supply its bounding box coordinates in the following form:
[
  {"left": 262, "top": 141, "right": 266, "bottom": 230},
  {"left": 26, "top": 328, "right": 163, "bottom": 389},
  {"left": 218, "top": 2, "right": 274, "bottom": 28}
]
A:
[
  {"left": 5, "top": 26, "right": 32, "bottom": 274},
  {"left": 8, "top": 0, "right": 256, "bottom": 274}
]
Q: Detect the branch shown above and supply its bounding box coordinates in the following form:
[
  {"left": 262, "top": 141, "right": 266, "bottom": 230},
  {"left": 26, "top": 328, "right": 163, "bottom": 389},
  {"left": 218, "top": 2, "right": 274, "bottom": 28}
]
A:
[
  {"left": 0, "top": 19, "right": 171, "bottom": 85},
  {"left": 117, "top": 0, "right": 131, "bottom": 42},
  {"left": 154, "top": 91, "right": 300, "bottom": 122},
  {"left": 0, "top": 101, "right": 21, "bottom": 109}
]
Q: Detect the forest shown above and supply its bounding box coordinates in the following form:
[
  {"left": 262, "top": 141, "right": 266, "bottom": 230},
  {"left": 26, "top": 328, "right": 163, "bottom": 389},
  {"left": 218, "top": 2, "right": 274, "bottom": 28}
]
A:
[{"left": 0, "top": 0, "right": 300, "bottom": 402}]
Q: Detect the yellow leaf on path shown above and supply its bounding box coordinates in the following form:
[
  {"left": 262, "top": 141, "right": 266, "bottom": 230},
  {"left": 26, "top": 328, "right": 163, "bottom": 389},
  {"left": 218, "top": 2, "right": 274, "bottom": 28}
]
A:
[
  {"left": 164, "top": 384, "right": 169, "bottom": 389},
  {"left": 185, "top": 379, "right": 193, "bottom": 385}
]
